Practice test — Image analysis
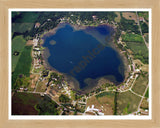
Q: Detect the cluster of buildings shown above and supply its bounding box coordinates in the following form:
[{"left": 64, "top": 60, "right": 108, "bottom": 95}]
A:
[{"left": 85, "top": 105, "right": 104, "bottom": 116}]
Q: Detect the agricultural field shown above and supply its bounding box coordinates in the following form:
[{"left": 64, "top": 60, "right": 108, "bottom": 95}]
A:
[
  {"left": 122, "top": 12, "right": 138, "bottom": 23},
  {"left": 86, "top": 92, "right": 115, "bottom": 115},
  {"left": 137, "top": 12, "right": 149, "bottom": 21},
  {"left": 122, "top": 33, "right": 144, "bottom": 43},
  {"left": 12, "top": 92, "right": 42, "bottom": 115},
  {"left": 12, "top": 46, "right": 32, "bottom": 89},
  {"left": 28, "top": 74, "right": 40, "bottom": 91},
  {"left": 13, "top": 46, "right": 32, "bottom": 77},
  {"left": 117, "top": 91, "right": 141, "bottom": 115},
  {"left": 12, "top": 92, "right": 60, "bottom": 115},
  {"left": 36, "top": 80, "right": 48, "bottom": 92},
  {"left": 12, "top": 35, "right": 26, "bottom": 72},
  {"left": 126, "top": 42, "right": 148, "bottom": 64},
  {"left": 145, "top": 88, "right": 149, "bottom": 98},
  {"left": 12, "top": 12, "right": 40, "bottom": 23},
  {"left": 114, "top": 12, "right": 121, "bottom": 22},
  {"left": 140, "top": 98, "right": 149, "bottom": 110},
  {"left": 132, "top": 74, "right": 148, "bottom": 95},
  {"left": 12, "top": 23, "right": 34, "bottom": 33}
]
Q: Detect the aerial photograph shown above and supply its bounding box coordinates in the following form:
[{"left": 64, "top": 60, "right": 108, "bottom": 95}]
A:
[{"left": 11, "top": 10, "right": 149, "bottom": 116}]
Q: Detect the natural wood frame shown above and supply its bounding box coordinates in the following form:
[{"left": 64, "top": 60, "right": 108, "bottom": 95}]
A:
[{"left": 0, "top": 0, "right": 160, "bottom": 127}]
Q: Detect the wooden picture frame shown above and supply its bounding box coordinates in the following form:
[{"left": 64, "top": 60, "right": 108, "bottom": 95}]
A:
[{"left": 0, "top": 0, "right": 160, "bottom": 127}]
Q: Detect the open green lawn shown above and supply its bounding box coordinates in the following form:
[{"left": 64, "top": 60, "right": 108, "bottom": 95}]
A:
[
  {"left": 117, "top": 91, "right": 141, "bottom": 115},
  {"left": 122, "top": 33, "right": 144, "bottom": 43},
  {"left": 12, "top": 36, "right": 26, "bottom": 72},
  {"left": 126, "top": 42, "right": 148, "bottom": 64},
  {"left": 132, "top": 74, "right": 148, "bottom": 96}
]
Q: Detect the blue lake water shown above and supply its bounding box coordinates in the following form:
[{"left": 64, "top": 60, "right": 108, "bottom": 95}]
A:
[{"left": 43, "top": 23, "right": 125, "bottom": 89}]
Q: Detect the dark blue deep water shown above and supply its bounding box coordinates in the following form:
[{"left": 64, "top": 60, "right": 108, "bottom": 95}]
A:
[{"left": 43, "top": 23, "right": 125, "bottom": 89}]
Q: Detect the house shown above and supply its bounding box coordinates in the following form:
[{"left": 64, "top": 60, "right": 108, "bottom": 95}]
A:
[
  {"left": 35, "top": 22, "right": 41, "bottom": 28},
  {"left": 139, "top": 17, "right": 144, "bottom": 22},
  {"left": 92, "top": 15, "right": 97, "bottom": 20}
]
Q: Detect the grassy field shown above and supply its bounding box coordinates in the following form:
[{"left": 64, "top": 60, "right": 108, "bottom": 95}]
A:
[
  {"left": 12, "top": 46, "right": 32, "bottom": 89},
  {"left": 145, "top": 87, "right": 149, "bottom": 98},
  {"left": 122, "top": 33, "right": 144, "bottom": 43},
  {"left": 13, "top": 46, "right": 32, "bottom": 77},
  {"left": 12, "top": 12, "right": 40, "bottom": 23},
  {"left": 126, "top": 42, "right": 148, "bottom": 64},
  {"left": 144, "top": 34, "right": 149, "bottom": 43},
  {"left": 132, "top": 74, "right": 148, "bottom": 96},
  {"left": 87, "top": 91, "right": 115, "bottom": 115},
  {"left": 117, "top": 91, "right": 141, "bottom": 115},
  {"left": 138, "top": 12, "right": 149, "bottom": 21},
  {"left": 115, "top": 12, "right": 121, "bottom": 22},
  {"left": 12, "top": 23, "right": 34, "bottom": 33},
  {"left": 36, "top": 81, "right": 47, "bottom": 92},
  {"left": 12, "top": 36, "right": 26, "bottom": 72},
  {"left": 12, "top": 92, "right": 42, "bottom": 115}
]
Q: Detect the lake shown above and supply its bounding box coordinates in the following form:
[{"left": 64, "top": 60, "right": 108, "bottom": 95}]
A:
[{"left": 42, "top": 23, "right": 125, "bottom": 89}]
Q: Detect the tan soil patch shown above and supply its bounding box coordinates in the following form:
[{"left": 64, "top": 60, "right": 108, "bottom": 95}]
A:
[
  {"left": 30, "top": 74, "right": 39, "bottom": 89},
  {"left": 26, "top": 40, "right": 34, "bottom": 46},
  {"left": 127, "top": 49, "right": 133, "bottom": 54},
  {"left": 133, "top": 59, "right": 143, "bottom": 66},
  {"left": 122, "top": 12, "right": 138, "bottom": 23},
  {"left": 86, "top": 96, "right": 114, "bottom": 115},
  {"left": 141, "top": 64, "right": 149, "bottom": 72}
]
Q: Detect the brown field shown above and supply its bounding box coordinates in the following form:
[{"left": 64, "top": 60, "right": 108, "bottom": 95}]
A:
[
  {"left": 36, "top": 78, "right": 48, "bottom": 92},
  {"left": 86, "top": 93, "right": 115, "bottom": 115},
  {"left": 117, "top": 91, "right": 141, "bottom": 115},
  {"left": 132, "top": 74, "right": 148, "bottom": 95},
  {"left": 29, "top": 74, "right": 39, "bottom": 90},
  {"left": 133, "top": 59, "right": 143, "bottom": 66},
  {"left": 115, "top": 12, "right": 121, "bottom": 22},
  {"left": 141, "top": 64, "right": 149, "bottom": 72},
  {"left": 12, "top": 92, "right": 42, "bottom": 115},
  {"left": 26, "top": 40, "right": 34, "bottom": 46},
  {"left": 122, "top": 12, "right": 138, "bottom": 23},
  {"left": 127, "top": 49, "right": 133, "bottom": 54},
  {"left": 140, "top": 98, "right": 149, "bottom": 109}
]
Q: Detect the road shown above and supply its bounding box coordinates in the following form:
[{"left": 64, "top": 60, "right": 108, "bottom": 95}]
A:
[
  {"left": 136, "top": 11, "right": 149, "bottom": 50},
  {"left": 137, "top": 84, "right": 149, "bottom": 110}
]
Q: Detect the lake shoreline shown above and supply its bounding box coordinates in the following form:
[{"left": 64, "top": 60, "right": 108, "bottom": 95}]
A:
[{"left": 40, "top": 22, "right": 129, "bottom": 93}]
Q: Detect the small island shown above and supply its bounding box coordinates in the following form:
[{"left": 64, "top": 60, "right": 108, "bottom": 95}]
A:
[{"left": 11, "top": 11, "right": 149, "bottom": 116}]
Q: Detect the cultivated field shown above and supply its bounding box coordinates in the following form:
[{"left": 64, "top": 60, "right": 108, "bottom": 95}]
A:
[
  {"left": 117, "top": 91, "right": 141, "bottom": 115},
  {"left": 12, "top": 35, "right": 26, "bottom": 72},
  {"left": 122, "top": 12, "right": 138, "bottom": 23},
  {"left": 12, "top": 92, "right": 42, "bottom": 115},
  {"left": 86, "top": 92, "right": 115, "bottom": 115},
  {"left": 132, "top": 74, "right": 148, "bottom": 95}
]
